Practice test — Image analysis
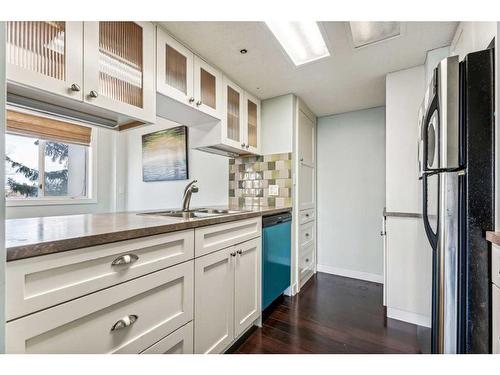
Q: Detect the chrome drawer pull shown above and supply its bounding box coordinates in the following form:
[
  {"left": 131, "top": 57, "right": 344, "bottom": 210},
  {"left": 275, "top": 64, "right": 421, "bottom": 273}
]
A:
[
  {"left": 111, "top": 314, "right": 138, "bottom": 332},
  {"left": 237, "top": 250, "right": 243, "bottom": 255},
  {"left": 111, "top": 253, "right": 139, "bottom": 266}
]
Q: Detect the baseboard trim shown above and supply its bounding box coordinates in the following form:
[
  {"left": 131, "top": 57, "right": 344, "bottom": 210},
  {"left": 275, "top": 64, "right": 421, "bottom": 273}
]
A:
[
  {"left": 387, "top": 307, "right": 431, "bottom": 328},
  {"left": 317, "top": 264, "right": 383, "bottom": 283}
]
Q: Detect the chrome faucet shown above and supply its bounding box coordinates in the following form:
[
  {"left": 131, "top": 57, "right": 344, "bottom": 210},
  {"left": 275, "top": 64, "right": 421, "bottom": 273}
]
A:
[{"left": 182, "top": 180, "right": 199, "bottom": 212}]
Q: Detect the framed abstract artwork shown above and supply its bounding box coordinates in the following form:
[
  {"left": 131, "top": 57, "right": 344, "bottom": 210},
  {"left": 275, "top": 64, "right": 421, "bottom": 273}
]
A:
[{"left": 142, "top": 126, "right": 189, "bottom": 182}]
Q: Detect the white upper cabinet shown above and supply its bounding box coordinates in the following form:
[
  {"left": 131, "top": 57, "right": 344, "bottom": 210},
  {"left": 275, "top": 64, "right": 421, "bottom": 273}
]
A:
[
  {"left": 156, "top": 27, "right": 223, "bottom": 125},
  {"left": 243, "top": 92, "right": 261, "bottom": 155},
  {"left": 6, "top": 21, "right": 84, "bottom": 100},
  {"left": 222, "top": 76, "right": 245, "bottom": 150},
  {"left": 194, "top": 56, "right": 223, "bottom": 119},
  {"left": 6, "top": 21, "right": 156, "bottom": 125},
  {"left": 83, "top": 21, "right": 156, "bottom": 123},
  {"left": 156, "top": 27, "right": 194, "bottom": 106}
]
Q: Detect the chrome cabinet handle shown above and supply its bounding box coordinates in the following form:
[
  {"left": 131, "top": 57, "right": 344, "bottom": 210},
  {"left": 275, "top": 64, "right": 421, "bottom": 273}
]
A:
[
  {"left": 237, "top": 250, "right": 243, "bottom": 255},
  {"left": 111, "top": 253, "right": 139, "bottom": 266},
  {"left": 230, "top": 251, "right": 237, "bottom": 257},
  {"left": 89, "top": 90, "right": 98, "bottom": 98},
  {"left": 70, "top": 83, "right": 81, "bottom": 92},
  {"left": 305, "top": 233, "right": 310, "bottom": 237},
  {"left": 305, "top": 258, "right": 310, "bottom": 262},
  {"left": 110, "top": 314, "right": 138, "bottom": 332},
  {"left": 305, "top": 214, "right": 310, "bottom": 218},
  {"left": 241, "top": 143, "right": 245, "bottom": 148},
  {"left": 188, "top": 97, "right": 195, "bottom": 103},
  {"left": 245, "top": 144, "right": 249, "bottom": 149},
  {"left": 196, "top": 100, "right": 202, "bottom": 106},
  {"left": 300, "top": 157, "right": 304, "bottom": 162}
]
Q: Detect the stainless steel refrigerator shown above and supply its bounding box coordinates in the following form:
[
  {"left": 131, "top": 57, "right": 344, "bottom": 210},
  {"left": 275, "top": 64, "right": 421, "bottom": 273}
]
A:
[{"left": 417, "top": 48, "right": 495, "bottom": 354}]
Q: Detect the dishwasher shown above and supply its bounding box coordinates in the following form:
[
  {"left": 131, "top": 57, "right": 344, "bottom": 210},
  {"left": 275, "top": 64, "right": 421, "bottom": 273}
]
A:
[{"left": 262, "top": 211, "right": 292, "bottom": 311}]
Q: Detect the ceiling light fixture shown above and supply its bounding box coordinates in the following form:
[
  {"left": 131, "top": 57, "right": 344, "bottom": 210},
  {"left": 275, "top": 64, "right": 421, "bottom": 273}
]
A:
[
  {"left": 265, "top": 21, "right": 330, "bottom": 66},
  {"left": 349, "top": 22, "right": 401, "bottom": 48}
]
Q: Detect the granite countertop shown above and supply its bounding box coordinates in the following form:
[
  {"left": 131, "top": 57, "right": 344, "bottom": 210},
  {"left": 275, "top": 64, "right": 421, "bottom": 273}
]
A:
[{"left": 5, "top": 205, "right": 292, "bottom": 262}]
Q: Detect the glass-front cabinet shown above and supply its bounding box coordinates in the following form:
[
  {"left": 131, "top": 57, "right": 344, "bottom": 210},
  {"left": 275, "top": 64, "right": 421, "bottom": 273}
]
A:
[
  {"left": 222, "top": 76, "right": 245, "bottom": 150},
  {"left": 243, "top": 93, "right": 261, "bottom": 154},
  {"left": 156, "top": 27, "right": 194, "bottom": 106},
  {"left": 6, "top": 21, "right": 84, "bottom": 100},
  {"left": 156, "top": 27, "right": 223, "bottom": 121},
  {"left": 194, "top": 56, "right": 222, "bottom": 119},
  {"left": 84, "top": 21, "right": 155, "bottom": 123},
  {"left": 6, "top": 21, "right": 155, "bottom": 123}
]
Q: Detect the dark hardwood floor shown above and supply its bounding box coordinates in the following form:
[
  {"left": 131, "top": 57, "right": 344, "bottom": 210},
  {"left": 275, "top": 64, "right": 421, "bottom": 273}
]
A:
[{"left": 233, "top": 272, "right": 421, "bottom": 354}]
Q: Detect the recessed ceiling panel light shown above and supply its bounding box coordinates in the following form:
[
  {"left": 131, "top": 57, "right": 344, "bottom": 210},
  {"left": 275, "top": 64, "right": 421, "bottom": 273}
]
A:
[
  {"left": 349, "top": 22, "right": 401, "bottom": 48},
  {"left": 265, "top": 21, "right": 330, "bottom": 66}
]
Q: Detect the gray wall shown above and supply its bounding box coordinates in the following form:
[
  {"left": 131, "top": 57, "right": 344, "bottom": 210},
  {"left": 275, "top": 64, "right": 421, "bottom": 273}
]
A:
[{"left": 317, "top": 107, "right": 386, "bottom": 281}]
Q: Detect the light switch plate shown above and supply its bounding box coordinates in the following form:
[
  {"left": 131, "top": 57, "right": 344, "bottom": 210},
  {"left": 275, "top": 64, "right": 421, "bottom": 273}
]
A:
[{"left": 268, "top": 185, "right": 279, "bottom": 196}]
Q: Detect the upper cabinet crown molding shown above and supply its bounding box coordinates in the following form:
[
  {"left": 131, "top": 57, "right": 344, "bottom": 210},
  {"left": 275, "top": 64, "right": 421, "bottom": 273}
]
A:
[{"left": 6, "top": 21, "right": 156, "bottom": 126}]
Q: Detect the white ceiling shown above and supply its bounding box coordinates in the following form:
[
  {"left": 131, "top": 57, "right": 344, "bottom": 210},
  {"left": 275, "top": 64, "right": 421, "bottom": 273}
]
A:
[{"left": 160, "top": 22, "right": 458, "bottom": 116}]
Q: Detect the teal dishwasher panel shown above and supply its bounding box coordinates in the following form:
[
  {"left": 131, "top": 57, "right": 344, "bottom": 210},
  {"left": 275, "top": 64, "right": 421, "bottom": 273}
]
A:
[{"left": 262, "top": 213, "right": 291, "bottom": 310}]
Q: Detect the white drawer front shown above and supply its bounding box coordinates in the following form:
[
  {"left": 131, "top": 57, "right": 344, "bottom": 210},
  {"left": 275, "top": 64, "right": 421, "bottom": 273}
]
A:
[
  {"left": 194, "top": 218, "right": 261, "bottom": 257},
  {"left": 492, "top": 245, "right": 500, "bottom": 288},
  {"left": 300, "top": 243, "right": 315, "bottom": 271},
  {"left": 6, "top": 261, "right": 194, "bottom": 354},
  {"left": 7, "top": 230, "right": 194, "bottom": 320},
  {"left": 299, "top": 209, "right": 315, "bottom": 225},
  {"left": 141, "top": 321, "right": 193, "bottom": 354},
  {"left": 299, "top": 221, "right": 315, "bottom": 248},
  {"left": 493, "top": 284, "right": 500, "bottom": 354}
]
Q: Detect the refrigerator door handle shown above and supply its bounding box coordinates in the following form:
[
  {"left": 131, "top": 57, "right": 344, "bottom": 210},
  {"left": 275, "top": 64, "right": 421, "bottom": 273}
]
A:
[{"left": 422, "top": 173, "right": 438, "bottom": 251}]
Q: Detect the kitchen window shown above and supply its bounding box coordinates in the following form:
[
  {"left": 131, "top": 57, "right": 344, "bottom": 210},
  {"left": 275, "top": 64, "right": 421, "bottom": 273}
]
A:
[{"left": 4, "top": 109, "right": 96, "bottom": 205}]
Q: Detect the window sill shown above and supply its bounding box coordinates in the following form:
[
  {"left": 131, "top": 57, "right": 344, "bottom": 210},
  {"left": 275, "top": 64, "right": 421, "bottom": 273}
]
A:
[{"left": 6, "top": 197, "right": 98, "bottom": 207}]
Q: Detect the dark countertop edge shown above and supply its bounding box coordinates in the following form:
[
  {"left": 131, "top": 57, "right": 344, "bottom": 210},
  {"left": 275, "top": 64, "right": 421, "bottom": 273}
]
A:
[
  {"left": 486, "top": 231, "right": 500, "bottom": 246},
  {"left": 6, "top": 207, "right": 292, "bottom": 262},
  {"left": 383, "top": 208, "right": 422, "bottom": 219}
]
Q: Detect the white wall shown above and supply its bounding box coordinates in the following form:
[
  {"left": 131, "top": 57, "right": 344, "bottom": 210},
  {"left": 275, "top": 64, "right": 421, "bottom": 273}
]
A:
[
  {"left": 0, "top": 21, "right": 6, "bottom": 353},
  {"left": 317, "top": 107, "right": 386, "bottom": 282},
  {"left": 425, "top": 46, "right": 450, "bottom": 85},
  {"left": 261, "top": 94, "right": 294, "bottom": 155},
  {"left": 386, "top": 65, "right": 426, "bottom": 213},
  {"left": 6, "top": 127, "right": 118, "bottom": 219},
  {"left": 451, "top": 22, "right": 496, "bottom": 59},
  {"left": 120, "top": 117, "right": 228, "bottom": 211},
  {"left": 385, "top": 65, "right": 432, "bottom": 327}
]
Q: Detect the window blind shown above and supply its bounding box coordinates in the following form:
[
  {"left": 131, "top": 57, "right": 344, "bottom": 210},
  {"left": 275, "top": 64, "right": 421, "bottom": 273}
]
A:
[{"left": 6, "top": 110, "right": 92, "bottom": 146}]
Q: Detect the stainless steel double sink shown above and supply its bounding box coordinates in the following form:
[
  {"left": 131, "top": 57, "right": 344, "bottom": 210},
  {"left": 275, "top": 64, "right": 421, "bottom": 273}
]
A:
[{"left": 139, "top": 208, "right": 244, "bottom": 219}]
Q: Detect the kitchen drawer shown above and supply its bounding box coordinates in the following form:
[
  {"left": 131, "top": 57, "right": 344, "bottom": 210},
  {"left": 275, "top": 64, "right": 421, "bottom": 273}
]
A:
[
  {"left": 492, "top": 244, "right": 500, "bottom": 288},
  {"left": 299, "top": 221, "right": 315, "bottom": 248},
  {"left": 141, "top": 321, "right": 193, "bottom": 354},
  {"left": 6, "top": 261, "right": 194, "bottom": 354},
  {"left": 6, "top": 230, "right": 194, "bottom": 321},
  {"left": 493, "top": 284, "right": 500, "bottom": 354},
  {"left": 299, "top": 209, "right": 315, "bottom": 225},
  {"left": 194, "top": 217, "right": 261, "bottom": 257},
  {"left": 300, "top": 243, "right": 315, "bottom": 271}
]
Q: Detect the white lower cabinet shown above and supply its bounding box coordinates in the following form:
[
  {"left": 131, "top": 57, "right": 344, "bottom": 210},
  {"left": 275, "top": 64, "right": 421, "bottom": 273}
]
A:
[
  {"left": 234, "top": 238, "right": 261, "bottom": 337},
  {"left": 195, "top": 237, "right": 261, "bottom": 354},
  {"left": 141, "top": 322, "right": 194, "bottom": 354},
  {"left": 6, "top": 261, "right": 194, "bottom": 354},
  {"left": 194, "top": 247, "right": 235, "bottom": 354}
]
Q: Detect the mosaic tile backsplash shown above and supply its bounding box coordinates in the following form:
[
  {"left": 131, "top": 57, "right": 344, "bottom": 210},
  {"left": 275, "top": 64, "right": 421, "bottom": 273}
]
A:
[{"left": 229, "top": 153, "right": 292, "bottom": 208}]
